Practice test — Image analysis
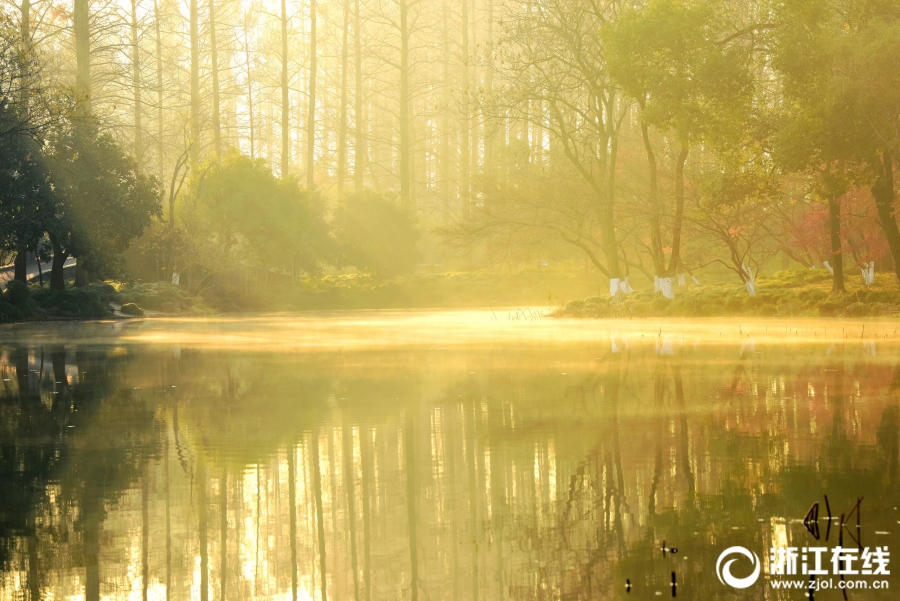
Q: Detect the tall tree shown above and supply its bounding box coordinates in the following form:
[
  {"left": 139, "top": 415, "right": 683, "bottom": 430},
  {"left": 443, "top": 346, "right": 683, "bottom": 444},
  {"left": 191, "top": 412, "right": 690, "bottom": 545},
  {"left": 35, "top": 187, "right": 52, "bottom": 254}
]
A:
[
  {"left": 337, "top": 0, "right": 350, "bottom": 192},
  {"left": 74, "top": 0, "right": 90, "bottom": 115},
  {"left": 130, "top": 0, "right": 143, "bottom": 167},
  {"left": 398, "top": 0, "right": 411, "bottom": 209},
  {"left": 210, "top": 0, "right": 222, "bottom": 158},
  {"left": 306, "top": 0, "right": 317, "bottom": 190},
  {"left": 280, "top": 0, "right": 289, "bottom": 175},
  {"left": 189, "top": 0, "right": 200, "bottom": 166},
  {"left": 353, "top": 0, "right": 365, "bottom": 192}
]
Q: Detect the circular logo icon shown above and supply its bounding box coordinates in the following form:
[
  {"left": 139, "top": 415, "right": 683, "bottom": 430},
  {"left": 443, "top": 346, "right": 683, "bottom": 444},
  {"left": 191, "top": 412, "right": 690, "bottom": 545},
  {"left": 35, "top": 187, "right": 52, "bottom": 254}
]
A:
[{"left": 716, "top": 546, "right": 761, "bottom": 589}]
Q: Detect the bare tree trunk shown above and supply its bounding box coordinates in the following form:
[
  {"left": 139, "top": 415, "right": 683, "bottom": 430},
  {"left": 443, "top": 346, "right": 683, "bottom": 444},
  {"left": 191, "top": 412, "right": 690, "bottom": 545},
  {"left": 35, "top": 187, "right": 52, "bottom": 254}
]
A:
[
  {"left": 483, "top": 0, "right": 494, "bottom": 182},
  {"left": 460, "top": 0, "right": 470, "bottom": 220},
  {"left": 20, "top": 0, "right": 29, "bottom": 43},
  {"left": 639, "top": 102, "right": 663, "bottom": 275},
  {"left": 154, "top": 0, "right": 164, "bottom": 185},
  {"left": 210, "top": 0, "right": 221, "bottom": 158},
  {"left": 398, "top": 0, "right": 411, "bottom": 210},
  {"left": 440, "top": 0, "right": 451, "bottom": 223},
  {"left": 353, "top": 0, "right": 364, "bottom": 192},
  {"left": 49, "top": 234, "right": 67, "bottom": 291},
  {"left": 280, "top": 0, "right": 289, "bottom": 176},
  {"left": 190, "top": 0, "right": 199, "bottom": 166},
  {"left": 244, "top": 22, "right": 255, "bottom": 158},
  {"left": 829, "top": 193, "right": 846, "bottom": 293},
  {"left": 74, "top": 0, "right": 90, "bottom": 116},
  {"left": 337, "top": 0, "right": 349, "bottom": 193},
  {"left": 667, "top": 146, "right": 689, "bottom": 275},
  {"left": 13, "top": 244, "right": 26, "bottom": 282},
  {"left": 131, "top": 0, "right": 142, "bottom": 166},
  {"left": 307, "top": 0, "right": 317, "bottom": 191}
]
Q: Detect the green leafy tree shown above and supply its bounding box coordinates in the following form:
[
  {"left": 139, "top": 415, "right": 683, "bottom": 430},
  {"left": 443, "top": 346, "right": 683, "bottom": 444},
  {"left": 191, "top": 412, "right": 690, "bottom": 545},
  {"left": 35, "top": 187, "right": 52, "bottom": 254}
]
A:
[
  {"left": 45, "top": 124, "right": 161, "bottom": 289},
  {"left": 773, "top": 0, "right": 900, "bottom": 286},
  {"left": 609, "top": 0, "right": 756, "bottom": 291},
  {"left": 188, "top": 151, "right": 331, "bottom": 282}
]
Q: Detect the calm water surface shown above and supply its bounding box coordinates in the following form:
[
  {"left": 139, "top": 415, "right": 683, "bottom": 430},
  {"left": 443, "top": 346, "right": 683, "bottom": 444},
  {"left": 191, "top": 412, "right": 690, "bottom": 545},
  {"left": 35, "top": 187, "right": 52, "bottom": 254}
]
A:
[{"left": 1, "top": 311, "right": 899, "bottom": 600}]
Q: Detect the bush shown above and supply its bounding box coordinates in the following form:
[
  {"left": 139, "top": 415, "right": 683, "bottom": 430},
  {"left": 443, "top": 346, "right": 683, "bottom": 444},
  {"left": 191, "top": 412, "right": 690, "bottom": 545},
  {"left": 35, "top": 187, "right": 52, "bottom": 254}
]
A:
[
  {"left": 0, "top": 298, "right": 23, "bottom": 322},
  {"left": 3, "top": 280, "right": 35, "bottom": 317},
  {"left": 29, "top": 282, "right": 115, "bottom": 318}
]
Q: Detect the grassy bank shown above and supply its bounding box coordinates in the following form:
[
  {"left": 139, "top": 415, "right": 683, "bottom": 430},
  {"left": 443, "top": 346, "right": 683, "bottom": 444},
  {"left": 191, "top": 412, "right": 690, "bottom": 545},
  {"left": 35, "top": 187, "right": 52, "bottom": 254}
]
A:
[
  {"left": 0, "top": 266, "right": 603, "bottom": 321},
  {"left": 5, "top": 267, "right": 900, "bottom": 323},
  {"left": 553, "top": 270, "right": 900, "bottom": 319}
]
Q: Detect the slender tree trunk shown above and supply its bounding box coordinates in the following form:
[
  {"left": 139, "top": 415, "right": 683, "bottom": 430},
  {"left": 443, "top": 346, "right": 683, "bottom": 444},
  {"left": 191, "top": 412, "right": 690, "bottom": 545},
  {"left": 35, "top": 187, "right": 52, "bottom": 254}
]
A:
[
  {"left": 483, "top": 0, "right": 494, "bottom": 182},
  {"left": 353, "top": 0, "right": 364, "bottom": 192},
  {"left": 667, "top": 146, "right": 689, "bottom": 275},
  {"left": 131, "top": 0, "right": 142, "bottom": 166},
  {"left": 189, "top": 0, "right": 199, "bottom": 166},
  {"left": 601, "top": 96, "right": 621, "bottom": 281},
  {"left": 21, "top": 0, "right": 29, "bottom": 43},
  {"left": 440, "top": 0, "right": 451, "bottom": 222},
  {"left": 14, "top": 244, "right": 26, "bottom": 282},
  {"left": 74, "top": 0, "right": 90, "bottom": 116},
  {"left": 280, "top": 0, "right": 289, "bottom": 176},
  {"left": 154, "top": 0, "right": 164, "bottom": 185},
  {"left": 307, "top": 0, "right": 317, "bottom": 191},
  {"left": 460, "top": 0, "right": 470, "bottom": 220},
  {"left": 210, "top": 0, "right": 221, "bottom": 158},
  {"left": 244, "top": 24, "right": 255, "bottom": 158},
  {"left": 871, "top": 152, "right": 900, "bottom": 284},
  {"left": 337, "top": 0, "right": 349, "bottom": 193},
  {"left": 398, "top": 0, "right": 411, "bottom": 210},
  {"left": 639, "top": 102, "right": 663, "bottom": 274},
  {"left": 828, "top": 193, "right": 846, "bottom": 293}
]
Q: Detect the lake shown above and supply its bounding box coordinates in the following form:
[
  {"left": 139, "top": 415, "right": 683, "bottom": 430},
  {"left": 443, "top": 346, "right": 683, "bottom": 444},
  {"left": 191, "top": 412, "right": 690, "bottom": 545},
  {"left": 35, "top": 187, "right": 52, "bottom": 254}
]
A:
[{"left": 1, "top": 311, "right": 898, "bottom": 600}]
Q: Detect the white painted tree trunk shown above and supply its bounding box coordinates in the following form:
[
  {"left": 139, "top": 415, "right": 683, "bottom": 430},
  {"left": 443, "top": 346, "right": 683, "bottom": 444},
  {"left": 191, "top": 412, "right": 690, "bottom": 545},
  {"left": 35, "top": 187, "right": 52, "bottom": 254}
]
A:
[
  {"left": 742, "top": 263, "right": 756, "bottom": 297},
  {"left": 653, "top": 275, "right": 660, "bottom": 292},
  {"left": 677, "top": 273, "right": 685, "bottom": 286},
  {"left": 823, "top": 260, "right": 834, "bottom": 275},
  {"left": 692, "top": 275, "right": 700, "bottom": 285},
  {"left": 620, "top": 276, "right": 633, "bottom": 294},
  {"left": 660, "top": 277, "right": 675, "bottom": 299},
  {"left": 609, "top": 277, "right": 620, "bottom": 297},
  {"left": 862, "top": 261, "right": 874, "bottom": 286}
]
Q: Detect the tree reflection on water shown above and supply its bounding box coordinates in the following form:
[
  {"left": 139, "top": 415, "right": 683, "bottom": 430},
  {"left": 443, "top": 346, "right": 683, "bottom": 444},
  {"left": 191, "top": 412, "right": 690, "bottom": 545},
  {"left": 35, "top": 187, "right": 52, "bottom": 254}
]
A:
[{"left": 1, "top": 332, "right": 898, "bottom": 600}]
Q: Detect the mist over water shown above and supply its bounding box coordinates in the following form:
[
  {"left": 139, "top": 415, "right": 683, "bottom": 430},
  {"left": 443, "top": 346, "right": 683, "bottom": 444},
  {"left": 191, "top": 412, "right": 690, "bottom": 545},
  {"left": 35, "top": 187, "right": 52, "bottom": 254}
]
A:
[{"left": 0, "top": 312, "right": 898, "bottom": 600}]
